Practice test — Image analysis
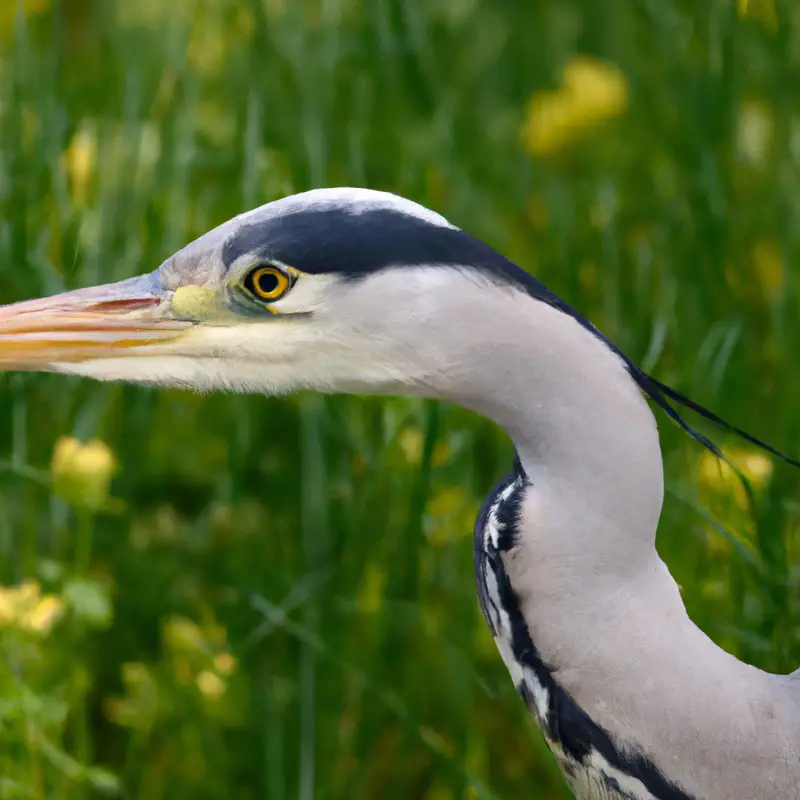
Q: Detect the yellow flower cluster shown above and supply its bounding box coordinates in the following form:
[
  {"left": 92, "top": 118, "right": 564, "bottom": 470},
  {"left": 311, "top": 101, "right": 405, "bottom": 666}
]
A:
[
  {"left": 521, "top": 56, "right": 628, "bottom": 157},
  {"left": 0, "top": 580, "right": 64, "bottom": 635},
  {"left": 106, "top": 619, "right": 239, "bottom": 730},
  {"left": 196, "top": 648, "right": 237, "bottom": 701},
  {"left": 164, "top": 615, "right": 237, "bottom": 701},
  {"left": 51, "top": 437, "right": 117, "bottom": 511}
]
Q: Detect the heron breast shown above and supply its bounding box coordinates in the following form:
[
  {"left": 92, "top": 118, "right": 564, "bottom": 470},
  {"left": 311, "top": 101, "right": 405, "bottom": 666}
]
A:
[{"left": 473, "top": 465, "right": 695, "bottom": 800}]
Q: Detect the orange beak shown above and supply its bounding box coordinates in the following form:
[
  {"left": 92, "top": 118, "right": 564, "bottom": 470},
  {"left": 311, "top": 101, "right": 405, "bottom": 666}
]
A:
[{"left": 0, "top": 275, "right": 193, "bottom": 370}]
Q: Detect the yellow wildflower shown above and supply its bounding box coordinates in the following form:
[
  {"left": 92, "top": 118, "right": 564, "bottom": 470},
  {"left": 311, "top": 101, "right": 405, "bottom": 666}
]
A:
[
  {"left": 561, "top": 57, "right": 628, "bottom": 120},
  {"left": 0, "top": 581, "right": 64, "bottom": 634},
  {"left": 214, "top": 652, "right": 236, "bottom": 676},
  {"left": 22, "top": 595, "right": 65, "bottom": 634},
  {"left": 398, "top": 427, "right": 423, "bottom": 463},
  {"left": 51, "top": 437, "right": 117, "bottom": 511},
  {"left": 196, "top": 670, "right": 225, "bottom": 700},
  {"left": 521, "top": 55, "right": 628, "bottom": 157},
  {"left": 0, "top": 582, "right": 37, "bottom": 626}
]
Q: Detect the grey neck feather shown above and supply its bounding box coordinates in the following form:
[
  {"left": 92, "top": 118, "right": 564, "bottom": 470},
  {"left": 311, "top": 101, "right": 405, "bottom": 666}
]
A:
[
  {"left": 422, "top": 279, "right": 665, "bottom": 580},
  {"left": 383, "top": 275, "right": 800, "bottom": 799}
]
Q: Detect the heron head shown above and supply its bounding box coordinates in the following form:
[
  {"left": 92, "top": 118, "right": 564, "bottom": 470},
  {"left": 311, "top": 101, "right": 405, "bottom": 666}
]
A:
[{"left": 0, "top": 188, "right": 531, "bottom": 399}]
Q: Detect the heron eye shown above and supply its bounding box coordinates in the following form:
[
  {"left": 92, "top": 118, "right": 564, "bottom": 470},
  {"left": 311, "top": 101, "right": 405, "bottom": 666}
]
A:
[{"left": 244, "top": 265, "right": 291, "bottom": 302}]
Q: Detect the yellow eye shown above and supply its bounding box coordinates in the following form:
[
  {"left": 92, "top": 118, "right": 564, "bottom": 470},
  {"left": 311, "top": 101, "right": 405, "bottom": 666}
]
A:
[{"left": 244, "top": 265, "right": 291, "bottom": 302}]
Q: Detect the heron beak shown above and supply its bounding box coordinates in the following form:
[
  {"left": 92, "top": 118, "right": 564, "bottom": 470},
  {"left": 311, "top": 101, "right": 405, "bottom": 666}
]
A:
[{"left": 0, "top": 275, "right": 193, "bottom": 369}]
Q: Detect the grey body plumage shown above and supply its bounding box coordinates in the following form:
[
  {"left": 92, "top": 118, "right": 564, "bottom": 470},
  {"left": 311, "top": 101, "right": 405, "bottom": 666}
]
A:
[{"left": 0, "top": 187, "right": 798, "bottom": 799}]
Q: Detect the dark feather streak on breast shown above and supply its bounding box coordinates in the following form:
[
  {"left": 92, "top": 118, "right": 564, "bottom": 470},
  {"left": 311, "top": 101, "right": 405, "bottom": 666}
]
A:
[{"left": 473, "top": 458, "right": 695, "bottom": 800}]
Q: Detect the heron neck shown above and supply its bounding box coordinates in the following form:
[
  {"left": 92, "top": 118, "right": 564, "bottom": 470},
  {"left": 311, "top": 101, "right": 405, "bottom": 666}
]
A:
[{"left": 434, "top": 287, "right": 665, "bottom": 580}]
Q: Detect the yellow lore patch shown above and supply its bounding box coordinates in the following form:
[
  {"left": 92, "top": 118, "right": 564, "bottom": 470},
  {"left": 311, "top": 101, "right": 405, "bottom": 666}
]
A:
[{"left": 170, "top": 285, "right": 219, "bottom": 319}]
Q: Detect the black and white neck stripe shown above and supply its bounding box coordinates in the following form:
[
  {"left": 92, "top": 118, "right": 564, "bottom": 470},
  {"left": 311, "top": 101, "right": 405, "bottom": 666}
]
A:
[{"left": 473, "top": 459, "right": 694, "bottom": 800}]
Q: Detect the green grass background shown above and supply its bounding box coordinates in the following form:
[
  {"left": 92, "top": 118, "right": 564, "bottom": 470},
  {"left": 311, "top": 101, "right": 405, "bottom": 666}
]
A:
[{"left": 1, "top": 1, "right": 799, "bottom": 798}]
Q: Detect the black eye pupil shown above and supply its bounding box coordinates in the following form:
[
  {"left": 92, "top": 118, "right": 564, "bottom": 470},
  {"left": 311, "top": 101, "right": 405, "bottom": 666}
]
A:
[{"left": 256, "top": 270, "right": 279, "bottom": 295}]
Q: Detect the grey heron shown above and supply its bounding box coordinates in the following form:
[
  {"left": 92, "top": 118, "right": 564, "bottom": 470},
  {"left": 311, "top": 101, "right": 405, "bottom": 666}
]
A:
[{"left": 0, "top": 188, "right": 798, "bottom": 799}]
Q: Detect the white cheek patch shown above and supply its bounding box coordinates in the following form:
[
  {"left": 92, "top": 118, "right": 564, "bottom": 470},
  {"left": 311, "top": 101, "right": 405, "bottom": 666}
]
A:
[
  {"left": 227, "top": 257, "right": 467, "bottom": 326},
  {"left": 336, "top": 265, "right": 462, "bottom": 325},
  {"left": 258, "top": 268, "right": 453, "bottom": 325},
  {"left": 267, "top": 273, "right": 341, "bottom": 316}
]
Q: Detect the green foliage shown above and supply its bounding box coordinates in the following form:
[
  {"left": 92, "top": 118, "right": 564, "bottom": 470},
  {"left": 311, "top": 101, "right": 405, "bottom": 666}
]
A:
[{"left": 0, "top": 0, "right": 798, "bottom": 797}]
